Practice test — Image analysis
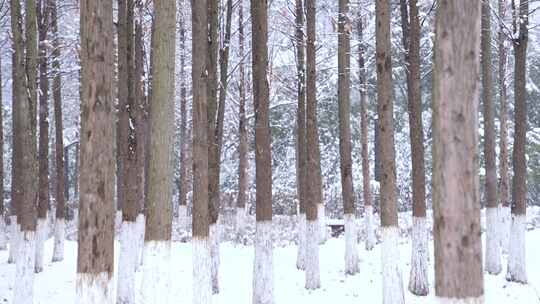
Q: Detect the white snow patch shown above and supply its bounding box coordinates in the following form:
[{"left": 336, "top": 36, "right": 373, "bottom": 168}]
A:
[
  {"left": 436, "top": 296, "right": 484, "bottom": 304},
  {"left": 485, "top": 207, "right": 501, "bottom": 274},
  {"left": 318, "top": 204, "right": 327, "bottom": 244},
  {"left": 192, "top": 237, "right": 211, "bottom": 304},
  {"left": 408, "top": 216, "right": 429, "bottom": 295},
  {"left": 8, "top": 217, "right": 19, "bottom": 264},
  {"left": 135, "top": 214, "right": 145, "bottom": 269},
  {"left": 117, "top": 220, "right": 138, "bottom": 304},
  {"left": 0, "top": 218, "right": 7, "bottom": 250},
  {"left": 305, "top": 219, "right": 320, "bottom": 289},
  {"left": 381, "top": 226, "right": 405, "bottom": 304},
  {"left": 296, "top": 213, "right": 306, "bottom": 270},
  {"left": 506, "top": 214, "right": 527, "bottom": 283},
  {"left": 13, "top": 231, "right": 36, "bottom": 304},
  {"left": 210, "top": 222, "right": 221, "bottom": 294},
  {"left": 344, "top": 213, "right": 359, "bottom": 274},
  {"left": 51, "top": 218, "right": 65, "bottom": 262},
  {"left": 253, "top": 221, "right": 274, "bottom": 304},
  {"left": 76, "top": 272, "right": 114, "bottom": 304},
  {"left": 499, "top": 206, "right": 510, "bottom": 254},
  {"left": 35, "top": 217, "right": 48, "bottom": 273},
  {"left": 140, "top": 241, "right": 172, "bottom": 303},
  {"left": 364, "top": 205, "right": 375, "bottom": 250}
]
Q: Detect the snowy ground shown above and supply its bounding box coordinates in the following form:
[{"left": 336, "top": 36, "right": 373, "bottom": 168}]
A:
[{"left": 1, "top": 212, "right": 540, "bottom": 303}]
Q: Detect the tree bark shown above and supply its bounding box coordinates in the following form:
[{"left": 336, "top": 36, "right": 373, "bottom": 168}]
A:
[
  {"left": 432, "top": 1, "right": 484, "bottom": 301},
  {"left": 77, "top": 0, "right": 115, "bottom": 301},
  {"left": 236, "top": 0, "right": 248, "bottom": 222},
  {"left": 178, "top": 0, "right": 188, "bottom": 212},
  {"left": 0, "top": 51, "right": 5, "bottom": 251}
]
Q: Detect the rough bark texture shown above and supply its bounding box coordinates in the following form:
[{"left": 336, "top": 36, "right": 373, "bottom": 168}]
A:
[
  {"left": 432, "top": 0, "right": 484, "bottom": 300},
  {"left": 0, "top": 46, "right": 4, "bottom": 239},
  {"left": 498, "top": 0, "right": 509, "bottom": 209},
  {"left": 178, "top": 0, "right": 188, "bottom": 209},
  {"left": 338, "top": 0, "right": 355, "bottom": 216},
  {"left": 144, "top": 0, "right": 176, "bottom": 242},
  {"left": 77, "top": 0, "right": 115, "bottom": 278},
  {"left": 236, "top": 0, "right": 248, "bottom": 211}
]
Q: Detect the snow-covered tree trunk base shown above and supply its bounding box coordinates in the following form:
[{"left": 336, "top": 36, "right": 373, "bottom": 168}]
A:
[
  {"left": 364, "top": 205, "right": 375, "bottom": 250},
  {"left": 52, "top": 218, "right": 65, "bottom": 262},
  {"left": 210, "top": 223, "right": 221, "bottom": 294},
  {"left": 8, "top": 218, "right": 20, "bottom": 264},
  {"left": 408, "top": 216, "right": 429, "bottom": 296},
  {"left": 35, "top": 217, "right": 47, "bottom": 273},
  {"left": 305, "top": 220, "right": 320, "bottom": 289},
  {"left": 76, "top": 272, "right": 114, "bottom": 304},
  {"left": 192, "top": 237, "right": 211, "bottom": 304},
  {"left": 296, "top": 213, "right": 306, "bottom": 270},
  {"left": 141, "top": 241, "right": 172, "bottom": 303},
  {"left": 117, "top": 220, "right": 138, "bottom": 304},
  {"left": 0, "top": 218, "right": 7, "bottom": 250},
  {"left": 499, "top": 206, "right": 510, "bottom": 254},
  {"left": 13, "top": 231, "right": 36, "bottom": 304},
  {"left": 381, "top": 226, "right": 405, "bottom": 304},
  {"left": 344, "top": 213, "right": 359, "bottom": 275},
  {"left": 436, "top": 296, "right": 484, "bottom": 304},
  {"left": 318, "top": 204, "right": 327, "bottom": 244},
  {"left": 135, "top": 214, "right": 145, "bottom": 269},
  {"left": 485, "top": 207, "right": 501, "bottom": 274},
  {"left": 236, "top": 207, "right": 246, "bottom": 240},
  {"left": 506, "top": 214, "right": 527, "bottom": 283},
  {"left": 253, "top": 221, "right": 274, "bottom": 304}
]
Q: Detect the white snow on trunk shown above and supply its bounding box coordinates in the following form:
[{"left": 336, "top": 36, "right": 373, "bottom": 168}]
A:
[
  {"left": 51, "top": 218, "right": 65, "bottom": 262},
  {"left": 135, "top": 214, "right": 145, "bottom": 269},
  {"left": 0, "top": 217, "right": 7, "bottom": 250},
  {"left": 381, "top": 226, "right": 405, "bottom": 304},
  {"left": 13, "top": 230, "right": 36, "bottom": 304},
  {"left": 236, "top": 207, "right": 245, "bottom": 235},
  {"left": 436, "top": 296, "right": 485, "bottom": 304},
  {"left": 253, "top": 221, "right": 274, "bottom": 304},
  {"left": 34, "top": 217, "right": 48, "bottom": 273},
  {"left": 8, "top": 217, "right": 20, "bottom": 264},
  {"left": 344, "top": 213, "right": 359, "bottom": 275},
  {"left": 364, "top": 205, "right": 375, "bottom": 250},
  {"left": 296, "top": 213, "right": 306, "bottom": 270},
  {"left": 140, "top": 241, "right": 172, "bottom": 303},
  {"left": 76, "top": 272, "right": 114, "bottom": 304},
  {"left": 499, "top": 206, "right": 510, "bottom": 254},
  {"left": 305, "top": 219, "right": 320, "bottom": 289},
  {"left": 506, "top": 214, "right": 527, "bottom": 283},
  {"left": 210, "top": 222, "right": 221, "bottom": 294},
  {"left": 192, "top": 237, "right": 211, "bottom": 304},
  {"left": 408, "top": 216, "right": 429, "bottom": 295},
  {"left": 117, "top": 220, "right": 138, "bottom": 304},
  {"left": 485, "top": 207, "right": 501, "bottom": 274},
  {"left": 178, "top": 205, "right": 188, "bottom": 231},
  {"left": 318, "top": 204, "right": 327, "bottom": 244}
]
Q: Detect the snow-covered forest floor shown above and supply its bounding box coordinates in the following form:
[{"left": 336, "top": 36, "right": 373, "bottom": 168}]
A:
[{"left": 1, "top": 208, "right": 540, "bottom": 303}]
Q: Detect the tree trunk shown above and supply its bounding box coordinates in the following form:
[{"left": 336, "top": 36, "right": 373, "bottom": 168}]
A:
[
  {"left": 251, "top": 1, "right": 274, "bottom": 303},
  {"left": 399, "top": 0, "right": 428, "bottom": 295},
  {"left": 432, "top": 1, "right": 484, "bottom": 302},
  {"left": 77, "top": 0, "right": 115, "bottom": 302},
  {"left": 294, "top": 0, "right": 307, "bottom": 272},
  {"left": 50, "top": 0, "right": 65, "bottom": 263},
  {"left": 178, "top": 0, "right": 189, "bottom": 221},
  {"left": 338, "top": 0, "right": 358, "bottom": 275},
  {"left": 141, "top": 0, "right": 176, "bottom": 302},
  {"left": 507, "top": 0, "right": 528, "bottom": 284},
  {"left": 8, "top": 51, "right": 20, "bottom": 265},
  {"left": 0, "top": 53, "right": 5, "bottom": 251},
  {"left": 192, "top": 0, "right": 212, "bottom": 302}
]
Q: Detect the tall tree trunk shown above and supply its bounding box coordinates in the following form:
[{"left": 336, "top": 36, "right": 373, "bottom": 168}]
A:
[
  {"left": 432, "top": 1, "right": 484, "bottom": 302},
  {"left": 294, "top": 0, "right": 307, "bottom": 272},
  {"left": 77, "top": 0, "right": 115, "bottom": 301},
  {"left": 8, "top": 52, "right": 20, "bottom": 265},
  {"left": 377, "top": 0, "right": 405, "bottom": 302},
  {"left": 338, "top": 0, "right": 358, "bottom": 275},
  {"left": 251, "top": 1, "right": 274, "bottom": 303},
  {"left": 191, "top": 0, "right": 212, "bottom": 302},
  {"left": 481, "top": 0, "right": 501, "bottom": 275},
  {"left": 178, "top": 0, "right": 188, "bottom": 221},
  {"left": 304, "top": 0, "right": 321, "bottom": 289},
  {"left": 357, "top": 7, "right": 374, "bottom": 252},
  {"left": 498, "top": 0, "right": 510, "bottom": 255},
  {"left": 35, "top": 0, "right": 51, "bottom": 274},
  {"left": 399, "top": 0, "right": 428, "bottom": 295},
  {"left": 141, "top": 0, "right": 176, "bottom": 301},
  {"left": 0, "top": 54, "right": 5, "bottom": 251},
  {"left": 50, "top": 0, "right": 65, "bottom": 263},
  {"left": 506, "top": 0, "right": 528, "bottom": 284}
]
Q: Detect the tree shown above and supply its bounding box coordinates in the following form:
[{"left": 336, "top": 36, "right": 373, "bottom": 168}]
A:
[
  {"left": 0, "top": 49, "right": 5, "bottom": 252},
  {"left": 251, "top": 0, "right": 274, "bottom": 303},
  {"left": 376, "top": 0, "right": 405, "bottom": 302},
  {"left": 304, "top": 0, "right": 321, "bottom": 289},
  {"left": 432, "top": 1, "right": 484, "bottom": 303},
  {"left": 506, "top": 0, "right": 528, "bottom": 284},
  {"left": 357, "top": 6, "right": 374, "bottom": 252},
  {"left": 51, "top": 0, "right": 66, "bottom": 263},
  {"left": 399, "top": 0, "right": 428, "bottom": 295},
  {"left": 77, "top": 0, "right": 115, "bottom": 301},
  {"left": 8, "top": 52, "right": 19, "bottom": 266},
  {"left": 481, "top": 0, "right": 501, "bottom": 275},
  {"left": 191, "top": 0, "right": 212, "bottom": 302},
  {"left": 178, "top": 0, "right": 189, "bottom": 222},
  {"left": 338, "top": 0, "right": 358, "bottom": 276},
  {"left": 141, "top": 0, "right": 176, "bottom": 301},
  {"left": 35, "top": 0, "right": 51, "bottom": 274},
  {"left": 294, "top": 0, "right": 307, "bottom": 272}
]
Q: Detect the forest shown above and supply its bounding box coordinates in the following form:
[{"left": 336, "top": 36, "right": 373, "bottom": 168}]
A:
[{"left": 0, "top": 0, "right": 539, "bottom": 303}]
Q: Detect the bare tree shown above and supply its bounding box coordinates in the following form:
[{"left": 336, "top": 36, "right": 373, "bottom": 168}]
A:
[
  {"left": 178, "top": 0, "right": 189, "bottom": 222},
  {"left": 0, "top": 52, "right": 4, "bottom": 252},
  {"left": 432, "top": 1, "right": 484, "bottom": 303}
]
